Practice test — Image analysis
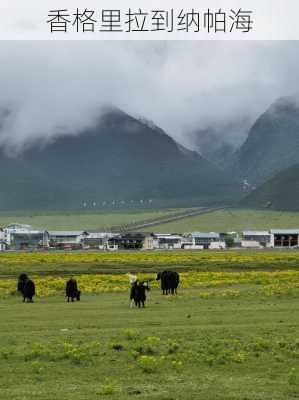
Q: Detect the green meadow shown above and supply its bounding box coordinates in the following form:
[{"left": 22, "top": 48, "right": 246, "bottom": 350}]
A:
[
  {"left": 1, "top": 248, "right": 299, "bottom": 400},
  {"left": 1, "top": 287, "right": 299, "bottom": 400},
  {"left": 0, "top": 208, "right": 299, "bottom": 233},
  {"left": 0, "top": 208, "right": 180, "bottom": 231},
  {"left": 145, "top": 209, "right": 299, "bottom": 233},
  {"left": 1, "top": 234, "right": 299, "bottom": 399}
]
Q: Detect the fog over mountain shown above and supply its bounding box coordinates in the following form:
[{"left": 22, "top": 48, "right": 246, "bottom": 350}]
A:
[
  {"left": 0, "top": 41, "right": 299, "bottom": 155},
  {"left": 0, "top": 109, "right": 241, "bottom": 210}
]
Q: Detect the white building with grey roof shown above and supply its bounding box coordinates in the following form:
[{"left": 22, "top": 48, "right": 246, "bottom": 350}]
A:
[
  {"left": 151, "top": 233, "right": 185, "bottom": 250},
  {"left": 82, "top": 232, "right": 117, "bottom": 250},
  {"left": 47, "top": 230, "right": 88, "bottom": 249},
  {"left": 241, "top": 230, "right": 272, "bottom": 248},
  {"left": 185, "top": 232, "right": 226, "bottom": 250}
]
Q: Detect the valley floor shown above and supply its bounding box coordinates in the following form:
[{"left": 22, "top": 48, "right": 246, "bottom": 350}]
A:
[
  {"left": 1, "top": 286, "right": 299, "bottom": 400},
  {"left": 145, "top": 208, "right": 299, "bottom": 233},
  {"left": 0, "top": 208, "right": 299, "bottom": 233},
  {"left": 1, "top": 250, "right": 299, "bottom": 399},
  {"left": 0, "top": 208, "right": 182, "bottom": 231},
  {"left": 1, "top": 249, "right": 299, "bottom": 276}
]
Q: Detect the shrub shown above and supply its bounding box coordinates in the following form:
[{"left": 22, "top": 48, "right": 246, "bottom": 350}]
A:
[
  {"left": 171, "top": 360, "right": 183, "bottom": 370},
  {"left": 137, "top": 355, "right": 160, "bottom": 373},
  {"left": 98, "top": 379, "right": 118, "bottom": 395},
  {"left": 134, "top": 337, "right": 161, "bottom": 356},
  {"left": 30, "top": 360, "right": 44, "bottom": 374},
  {"left": 62, "top": 342, "right": 87, "bottom": 364},
  {"left": 123, "top": 329, "right": 140, "bottom": 341}
]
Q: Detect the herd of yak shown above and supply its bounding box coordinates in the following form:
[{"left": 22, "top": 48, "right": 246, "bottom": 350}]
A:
[{"left": 17, "top": 270, "right": 180, "bottom": 308}]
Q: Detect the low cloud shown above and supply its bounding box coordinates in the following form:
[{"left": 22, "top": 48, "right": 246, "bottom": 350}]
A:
[{"left": 0, "top": 40, "right": 298, "bottom": 153}]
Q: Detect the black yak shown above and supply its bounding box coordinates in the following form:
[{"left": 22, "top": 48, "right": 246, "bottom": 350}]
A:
[
  {"left": 156, "top": 271, "right": 180, "bottom": 295},
  {"left": 65, "top": 278, "right": 81, "bottom": 302},
  {"left": 130, "top": 280, "right": 150, "bottom": 308},
  {"left": 17, "top": 273, "right": 36, "bottom": 302}
]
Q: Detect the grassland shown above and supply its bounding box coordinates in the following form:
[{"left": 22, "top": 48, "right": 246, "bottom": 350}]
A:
[
  {"left": 2, "top": 269, "right": 299, "bottom": 298},
  {"left": 2, "top": 251, "right": 299, "bottom": 399},
  {"left": 0, "top": 208, "right": 181, "bottom": 231},
  {"left": 2, "top": 286, "right": 299, "bottom": 399},
  {"left": 1, "top": 208, "right": 299, "bottom": 233},
  {"left": 1, "top": 249, "right": 299, "bottom": 276},
  {"left": 143, "top": 208, "right": 299, "bottom": 233}
]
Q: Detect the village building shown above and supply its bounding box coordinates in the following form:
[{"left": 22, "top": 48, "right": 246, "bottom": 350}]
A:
[
  {"left": 241, "top": 231, "right": 272, "bottom": 248},
  {"left": 0, "top": 228, "right": 6, "bottom": 251},
  {"left": 47, "top": 231, "right": 88, "bottom": 250},
  {"left": 4, "top": 223, "right": 48, "bottom": 250},
  {"left": 106, "top": 236, "right": 119, "bottom": 251},
  {"left": 151, "top": 234, "right": 184, "bottom": 250},
  {"left": 9, "top": 230, "right": 47, "bottom": 250},
  {"left": 185, "top": 232, "right": 226, "bottom": 250},
  {"left": 142, "top": 234, "right": 155, "bottom": 250},
  {"left": 82, "top": 232, "right": 116, "bottom": 250},
  {"left": 270, "top": 229, "right": 299, "bottom": 248},
  {"left": 114, "top": 233, "right": 146, "bottom": 250},
  {"left": 3, "top": 221, "right": 299, "bottom": 252},
  {"left": 4, "top": 223, "right": 33, "bottom": 247}
]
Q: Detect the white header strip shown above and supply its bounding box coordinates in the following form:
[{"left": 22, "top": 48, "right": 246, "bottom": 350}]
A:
[{"left": 0, "top": 0, "right": 297, "bottom": 40}]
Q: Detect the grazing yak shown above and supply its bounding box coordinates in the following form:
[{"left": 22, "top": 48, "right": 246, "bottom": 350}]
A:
[
  {"left": 156, "top": 271, "right": 180, "bottom": 295},
  {"left": 66, "top": 278, "right": 81, "bottom": 302},
  {"left": 17, "top": 273, "right": 36, "bottom": 302},
  {"left": 130, "top": 280, "right": 150, "bottom": 308}
]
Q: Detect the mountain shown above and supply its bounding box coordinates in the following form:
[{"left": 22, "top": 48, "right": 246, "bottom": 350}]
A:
[
  {"left": 190, "top": 127, "right": 236, "bottom": 167},
  {"left": 240, "top": 162, "right": 299, "bottom": 211},
  {"left": 188, "top": 120, "right": 250, "bottom": 168},
  {"left": 231, "top": 97, "right": 299, "bottom": 185},
  {"left": 0, "top": 109, "right": 241, "bottom": 211}
]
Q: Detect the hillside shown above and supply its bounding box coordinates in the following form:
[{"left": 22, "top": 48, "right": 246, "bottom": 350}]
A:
[
  {"left": 231, "top": 96, "right": 299, "bottom": 185},
  {"left": 0, "top": 109, "right": 241, "bottom": 210},
  {"left": 241, "top": 163, "right": 299, "bottom": 211}
]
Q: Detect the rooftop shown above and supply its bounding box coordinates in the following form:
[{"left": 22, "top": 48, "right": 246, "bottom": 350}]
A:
[
  {"left": 243, "top": 231, "right": 270, "bottom": 236},
  {"left": 190, "top": 232, "right": 220, "bottom": 239},
  {"left": 6, "top": 223, "right": 33, "bottom": 231},
  {"left": 48, "top": 231, "right": 88, "bottom": 237},
  {"left": 85, "top": 232, "right": 115, "bottom": 239},
  {"left": 12, "top": 230, "right": 45, "bottom": 235},
  {"left": 270, "top": 229, "right": 299, "bottom": 234},
  {"left": 154, "top": 234, "right": 183, "bottom": 240}
]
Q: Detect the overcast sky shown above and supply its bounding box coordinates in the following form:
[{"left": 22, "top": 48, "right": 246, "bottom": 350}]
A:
[{"left": 0, "top": 41, "right": 298, "bottom": 153}]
